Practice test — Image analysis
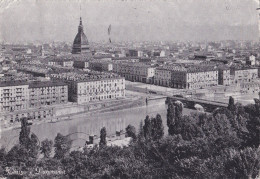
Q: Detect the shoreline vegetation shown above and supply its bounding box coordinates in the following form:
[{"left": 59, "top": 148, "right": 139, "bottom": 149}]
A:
[{"left": 0, "top": 96, "right": 259, "bottom": 178}]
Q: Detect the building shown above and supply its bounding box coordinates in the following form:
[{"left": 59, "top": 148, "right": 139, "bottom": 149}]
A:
[
  {"left": 246, "top": 55, "right": 256, "bottom": 66},
  {"left": 72, "top": 17, "right": 92, "bottom": 56},
  {"left": 128, "top": 49, "right": 138, "bottom": 57},
  {"left": 48, "top": 58, "right": 74, "bottom": 67},
  {"left": 0, "top": 81, "right": 68, "bottom": 113},
  {"left": 154, "top": 67, "right": 172, "bottom": 87},
  {"left": 218, "top": 67, "right": 231, "bottom": 86},
  {"left": 171, "top": 66, "right": 218, "bottom": 89},
  {"left": 29, "top": 81, "right": 68, "bottom": 108},
  {"left": 50, "top": 72, "right": 125, "bottom": 104},
  {"left": 112, "top": 62, "right": 155, "bottom": 83},
  {"left": 230, "top": 67, "right": 258, "bottom": 85},
  {"left": 73, "top": 60, "right": 89, "bottom": 69},
  {"left": 89, "top": 61, "right": 113, "bottom": 72},
  {"left": 0, "top": 81, "right": 29, "bottom": 113},
  {"left": 0, "top": 80, "right": 67, "bottom": 122}
]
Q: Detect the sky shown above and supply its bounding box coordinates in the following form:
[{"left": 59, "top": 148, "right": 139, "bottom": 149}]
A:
[{"left": 0, "top": 0, "right": 259, "bottom": 43}]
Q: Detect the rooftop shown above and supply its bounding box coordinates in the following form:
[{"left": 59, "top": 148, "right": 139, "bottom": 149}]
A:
[
  {"left": 51, "top": 72, "right": 123, "bottom": 82},
  {"left": 0, "top": 80, "right": 28, "bottom": 87},
  {"left": 0, "top": 80, "right": 67, "bottom": 88},
  {"left": 29, "top": 81, "right": 67, "bottom": 88},
  {"left": 157, "top": 64, "right": 217, "bottom": 73}
]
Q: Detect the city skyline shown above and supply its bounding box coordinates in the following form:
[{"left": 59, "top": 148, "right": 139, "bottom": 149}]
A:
[{"left": 0, "top": 0, "right": 259, "bottom": 43}]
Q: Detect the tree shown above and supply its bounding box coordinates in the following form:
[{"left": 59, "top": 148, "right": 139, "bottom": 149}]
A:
[
  {"left": 29, "top": 133, "right": 40, "bottom": 159},
  {"left": 175, "top": 102, "right": 183, "bottom": 120},
  {"left": 0, "top": 148, "right": 6, "bottom": 175},
  {"left": 99, "top": 127, "right": 107, "bottom": 147},
  {"left": 228, "top": 96, "right": 236, "bottom": 114},
  {"left": 143, "top": 116, "right": 152, "bottom": 140},
  {"left": 125, "top": 125, "right": 137, "bottom": 141},
  {"left": 167, "top": 101, "right": 175, "bottom": 135},
  {"left": 254, "top": 98, "right": 260, "bottom": 116},
  {"left": 151, "top": 114, "right": 164, "bottom": 140},
  {"left": 19, "top": 117, "right": 31, "bottom": 148},
  {"left": 224, "top": 147, "right": 260, "bottom": 179},
  {"left": 6, "top": 144, "right": 32, "bottom": 167},
  {"left": 137, "top": 121, "right": 144, "bottom": 141},
  {"left": 54, "top": 133, "right": 72, "bottom": 159},
  {"left": 245, "top": 100, "right": 260, "bottom": 148},
  {"left": 213, "top": 107, "right": 233, "bottom": 119},
  {"left": 40, "top": 139, "right": 53, "bottom": 158}
]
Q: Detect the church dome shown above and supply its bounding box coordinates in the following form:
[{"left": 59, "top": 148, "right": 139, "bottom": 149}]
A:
[{"left": 72, "top": 17, "right": 91, "bottom": 55}]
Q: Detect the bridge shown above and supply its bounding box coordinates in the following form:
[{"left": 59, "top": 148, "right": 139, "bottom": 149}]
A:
[
  {"left": 145, "top": 95, "right": 227, "bottom": 113},
  {"left": 166, "top": 96, "right": 228, "bottom": 113}
]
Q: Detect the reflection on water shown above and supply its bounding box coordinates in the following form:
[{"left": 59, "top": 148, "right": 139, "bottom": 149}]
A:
[{"left": 1, "top": 100, "right": 168, "bottom": 149}]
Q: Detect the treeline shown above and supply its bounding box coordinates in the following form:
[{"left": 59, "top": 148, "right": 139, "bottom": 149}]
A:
[{"left": 0, "top": 96, "right": 260, "bottom": 178}]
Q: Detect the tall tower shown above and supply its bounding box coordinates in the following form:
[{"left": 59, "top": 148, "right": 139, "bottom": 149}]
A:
[
  {"left": 40, "top": 45, "right": 45, "bottom": 57},
  {"left": 72, "top": 17, "right": 92, "bottom": 55}
]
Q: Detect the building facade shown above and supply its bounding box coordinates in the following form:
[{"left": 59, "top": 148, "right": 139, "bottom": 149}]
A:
[
  {"left": 29, "top": 81, "right": 68, "bottom": 108},
  {"left": 218, "top": 68, "right": 231, "bottom": 86},
  {"left": 0, "top": 82, "right": 29, "bottom": 113},
  {"left": 230, "top": 67, "right": 258, "bottom": 85},
  {"left": 48, "top": 59, "right": 74, "bottom": 67},
  {"left": 73, "top": 60, "right": 89, "bottom": 69},
  {"left": 89, "top": 61, "right": 113, "bottom": 72},
  {"left": 171, "top": 67, "right": 218, "bottom": 89},
  {"left": 154, "top": 67, "right": 172, "bottom": 87},
  {"left": 50, "top": 72, "right": 125, "bottom": 104},
  {"left": 0, "top": 81, "right": 67, "bottom": 122},
  {"left": 112, "top": 62, "right": 155, "bottom": 83}
]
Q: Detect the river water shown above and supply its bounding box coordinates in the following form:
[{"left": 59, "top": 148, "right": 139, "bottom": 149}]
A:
[{"left": 1, "top": 99, "right": 178, "bottom": 150}]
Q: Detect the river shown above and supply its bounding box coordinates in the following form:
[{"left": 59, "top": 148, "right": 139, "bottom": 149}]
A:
[{"left": 0, "top": 99, "right": 180, "bottom": 150}]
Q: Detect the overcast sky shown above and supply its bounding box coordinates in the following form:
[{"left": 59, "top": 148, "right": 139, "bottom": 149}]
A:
[{"left": 0, "top": 0, "right": 259, "bottom": 43}]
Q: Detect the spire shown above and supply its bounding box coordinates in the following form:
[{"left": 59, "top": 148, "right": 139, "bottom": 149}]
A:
[
  {"left": 78, "top": 4, "right": 83, "bottom": 30},
  {"left": 78, "top": 17, "right": 83, "bottom": 32}
]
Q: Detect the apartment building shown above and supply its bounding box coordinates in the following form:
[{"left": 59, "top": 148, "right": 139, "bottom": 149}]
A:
[
  {"left": 29, "top": 81, "right": 68, "bottom": 108},
  {"left": 0, "top": 81, "right": 29, "bottom": 113},
  {"left": 218, "top": 67, "right": 231, "bottom": 86},
  {"left": 0, "top": 80, "right": 68, "bottom": 122},
  {"left": 0, "top": 81, "right": 68, "bottom": 112},
  {"left": 112, "top": 62, "right": 155, "bottom": 83},
  {"left": 89, "top": 61, "right": 113, "bottom": 72},
  {"left": 50, "top": 72, "right": 125, "bottom": 104},
  {"left": 154, "top": 67, "right": 172, "bottom": 87},
  {"left": 171, "top": 66, "right": 218, "bottom": 89},
  {"left": 230, "top": 67, "right": 258, "bottom": 85}
]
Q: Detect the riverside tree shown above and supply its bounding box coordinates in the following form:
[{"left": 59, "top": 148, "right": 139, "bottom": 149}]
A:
[
  {"left": 228, "top": 96, "right": 236, "bottom": 114},
  {"left": 151, "top": 114, "right": 164, "bottom": 140},
  {"left": 99, "top": 127, "right": 107, "bottom": 147},
  {"left": 40, "top": 139, "right": 53, "bottom": 158},
  {"left": 54, "top": 133, "right": 72, "bottom": 159},
  {"left": 143, "top": 115, "right": 152, "bottom": 140},
  {"left": 167, "top": 101, "right": 175, "bottom": 135},
  {"left": 125, "top": 125, "right": 137, "bottom": 141},
  {"left": 19, "top": 118, "right": 31, "bottom": 148}
]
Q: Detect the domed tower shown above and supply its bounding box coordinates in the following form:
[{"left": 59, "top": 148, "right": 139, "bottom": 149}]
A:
[{"left": 72, "top": 17, "right": 91, "bottom": 55}]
